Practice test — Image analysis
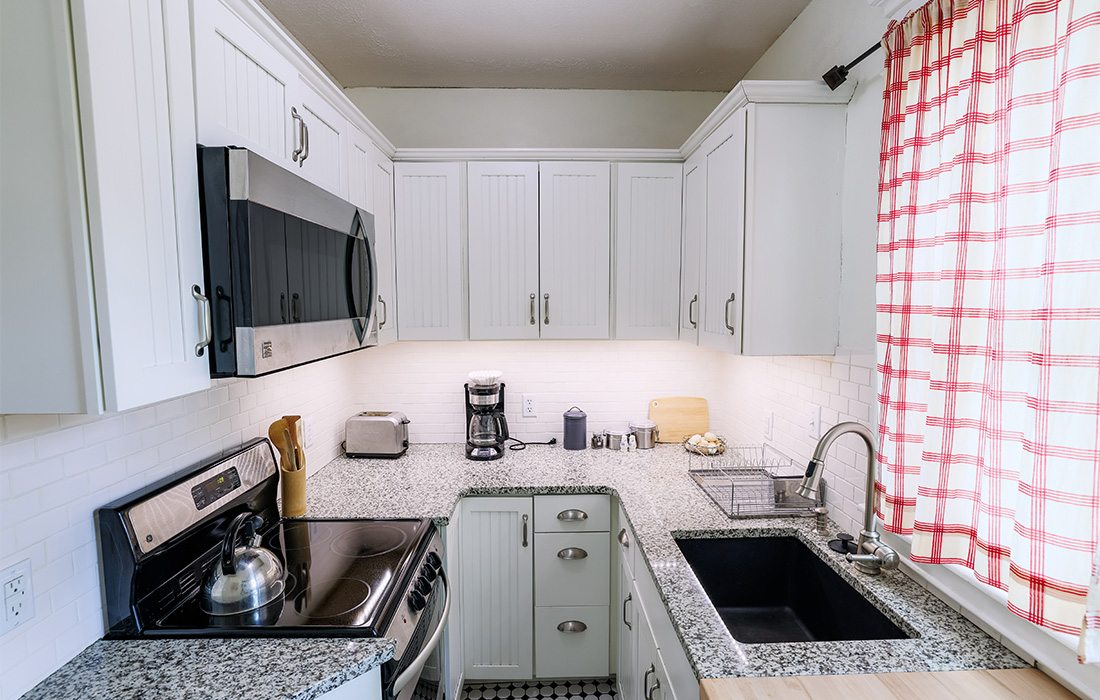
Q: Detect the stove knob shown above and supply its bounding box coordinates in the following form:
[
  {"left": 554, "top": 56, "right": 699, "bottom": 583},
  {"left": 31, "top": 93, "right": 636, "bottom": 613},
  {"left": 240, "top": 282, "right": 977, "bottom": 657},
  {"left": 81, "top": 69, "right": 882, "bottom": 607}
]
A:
[
  {"left": 426, "top": 551, "right": 442, "bottom": 569},
  {"left": 408, "top": 589, "right": 427, "bottom": 612},
  {"left": 420, "top": 563, "right": 438, "bottom": 582},
  {"left": 413, "top": 577, "right": 432, "bottom": 596}
]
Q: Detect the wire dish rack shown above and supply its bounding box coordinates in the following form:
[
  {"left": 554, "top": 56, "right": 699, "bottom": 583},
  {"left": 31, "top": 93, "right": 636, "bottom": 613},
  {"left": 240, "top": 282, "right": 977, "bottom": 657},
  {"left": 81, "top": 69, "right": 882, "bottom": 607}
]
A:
[{"left": 688, "top": 444, "right": 824, "bottom": 518}]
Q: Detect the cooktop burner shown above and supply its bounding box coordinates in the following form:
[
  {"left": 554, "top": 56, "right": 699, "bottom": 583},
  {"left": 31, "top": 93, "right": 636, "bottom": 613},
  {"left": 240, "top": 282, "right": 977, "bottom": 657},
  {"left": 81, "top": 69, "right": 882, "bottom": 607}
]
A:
[{"left": 156, "top": 518, "right": 431, "bottom": 634}]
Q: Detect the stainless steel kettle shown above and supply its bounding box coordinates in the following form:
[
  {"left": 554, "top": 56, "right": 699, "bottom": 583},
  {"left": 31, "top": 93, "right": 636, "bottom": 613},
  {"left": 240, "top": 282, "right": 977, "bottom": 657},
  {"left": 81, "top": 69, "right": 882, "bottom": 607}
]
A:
[{"left": 200, "top": 512, "right": 286, "bottom": 616}]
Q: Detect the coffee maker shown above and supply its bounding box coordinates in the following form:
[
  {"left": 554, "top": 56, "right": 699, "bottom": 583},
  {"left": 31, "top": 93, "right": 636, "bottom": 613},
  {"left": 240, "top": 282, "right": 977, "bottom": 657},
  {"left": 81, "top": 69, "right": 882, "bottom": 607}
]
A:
[{"left": 465, "top": 371, "right": 509, "bottom": 461}]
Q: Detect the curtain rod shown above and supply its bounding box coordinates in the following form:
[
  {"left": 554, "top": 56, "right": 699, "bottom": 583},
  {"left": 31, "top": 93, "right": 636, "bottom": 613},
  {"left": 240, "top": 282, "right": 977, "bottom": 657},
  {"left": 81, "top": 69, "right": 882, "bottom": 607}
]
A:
[{"left": 822, "top": 41, "right": 882, "bottom": 90}]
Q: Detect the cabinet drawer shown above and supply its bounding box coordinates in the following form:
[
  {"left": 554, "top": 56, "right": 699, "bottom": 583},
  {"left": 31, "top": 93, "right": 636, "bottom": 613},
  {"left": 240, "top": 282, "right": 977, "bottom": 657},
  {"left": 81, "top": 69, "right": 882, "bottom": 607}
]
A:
[
  {"left": 534, "top": 495, "right": 610, "bottom": 533},
  {"left": 534, "top": 605, "right": 610, "bottom": 678},
  {"left": 535, "top": 532, "right": 610, "bottom": 607}
]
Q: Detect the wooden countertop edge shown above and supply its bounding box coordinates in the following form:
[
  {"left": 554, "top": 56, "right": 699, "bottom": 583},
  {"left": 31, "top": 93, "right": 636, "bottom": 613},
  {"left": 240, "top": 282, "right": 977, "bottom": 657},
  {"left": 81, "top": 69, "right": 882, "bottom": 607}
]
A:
[{"left": 698, "top": 668, "right": 1076, "bottom": 700}]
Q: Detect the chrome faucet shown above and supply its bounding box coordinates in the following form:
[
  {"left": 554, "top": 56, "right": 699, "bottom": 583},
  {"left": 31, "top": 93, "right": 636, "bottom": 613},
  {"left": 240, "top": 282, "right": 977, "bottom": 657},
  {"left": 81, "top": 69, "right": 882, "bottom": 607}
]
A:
[{"left": 798, "top": 422, "right": 899, "bottom": 576}]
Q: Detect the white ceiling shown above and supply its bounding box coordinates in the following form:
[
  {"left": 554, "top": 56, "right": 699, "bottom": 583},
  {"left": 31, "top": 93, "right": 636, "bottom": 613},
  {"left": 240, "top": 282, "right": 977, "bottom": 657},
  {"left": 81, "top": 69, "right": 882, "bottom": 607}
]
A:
[{"left": 260, "top": 0, "right": 810, "bottom": 91}]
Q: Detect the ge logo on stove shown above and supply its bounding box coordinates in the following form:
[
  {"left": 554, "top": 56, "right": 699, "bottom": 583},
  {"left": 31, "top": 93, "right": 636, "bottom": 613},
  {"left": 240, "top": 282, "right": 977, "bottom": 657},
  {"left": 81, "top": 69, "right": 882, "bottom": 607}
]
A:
[{"left": 261, "top": 341, "right": 273, "bottom": 359}]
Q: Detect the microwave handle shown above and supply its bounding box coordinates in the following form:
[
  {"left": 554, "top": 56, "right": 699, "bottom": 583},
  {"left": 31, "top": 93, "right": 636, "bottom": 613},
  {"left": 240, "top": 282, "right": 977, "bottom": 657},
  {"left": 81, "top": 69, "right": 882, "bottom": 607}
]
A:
[{"left": 345, "top": 228, "right": 372, "bottom": 327}]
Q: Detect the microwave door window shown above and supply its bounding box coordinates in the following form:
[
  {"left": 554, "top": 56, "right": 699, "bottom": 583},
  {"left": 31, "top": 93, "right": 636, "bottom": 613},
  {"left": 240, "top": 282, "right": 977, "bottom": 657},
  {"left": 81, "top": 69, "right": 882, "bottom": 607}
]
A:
[
  {"left": 287, "top": 217, "right": 357, "bottom": 325},
  {"left": 246, "top": 203, "right": 289, "bottom": 327}
]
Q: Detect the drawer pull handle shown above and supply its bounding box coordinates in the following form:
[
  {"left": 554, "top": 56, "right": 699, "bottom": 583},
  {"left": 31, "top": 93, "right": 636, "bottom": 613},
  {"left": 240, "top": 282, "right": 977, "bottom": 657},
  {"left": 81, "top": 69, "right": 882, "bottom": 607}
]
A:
[
  {"left": 644, "top": 664, "right": 660, "bottom": 700},
  {"left": 618, "top": 528, "right": 629, "bottom": 549},
  {"left": 557, "top": 620, "right": 587, "bottom": 633},
  {"left": 557, "top": 547, "right": 588, "bottom": 560},
  {"left": 623, "top": 593, "right": 633, "bottom": 630},
  {"left": 557, "top": 509, "right": 588, "bottom": 522},
  {"left": 522, "top": 514, "right": 529, "bottom": 548}
]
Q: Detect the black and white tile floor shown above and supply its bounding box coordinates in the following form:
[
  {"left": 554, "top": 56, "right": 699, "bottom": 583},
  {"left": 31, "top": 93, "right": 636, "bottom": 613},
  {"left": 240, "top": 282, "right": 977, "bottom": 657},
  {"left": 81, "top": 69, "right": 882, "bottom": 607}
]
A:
[{"left": 462, "top": 680, "right": 616, "bottom": 700}]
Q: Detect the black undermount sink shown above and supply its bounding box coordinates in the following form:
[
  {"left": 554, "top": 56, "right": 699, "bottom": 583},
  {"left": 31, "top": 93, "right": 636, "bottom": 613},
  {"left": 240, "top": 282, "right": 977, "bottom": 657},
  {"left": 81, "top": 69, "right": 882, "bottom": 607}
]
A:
[{"left": 675, "top": 536, "right": 910, "bottom": 644}]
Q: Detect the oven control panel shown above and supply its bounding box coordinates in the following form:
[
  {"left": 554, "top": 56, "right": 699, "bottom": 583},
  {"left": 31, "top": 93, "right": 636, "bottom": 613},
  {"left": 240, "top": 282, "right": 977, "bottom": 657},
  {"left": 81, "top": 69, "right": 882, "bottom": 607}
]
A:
[
  {"left": 190, "top": 467, "right": 242, "bottom": 510},
  {"left": 386, "top": 531, "right": 445, "bottom": 662}
]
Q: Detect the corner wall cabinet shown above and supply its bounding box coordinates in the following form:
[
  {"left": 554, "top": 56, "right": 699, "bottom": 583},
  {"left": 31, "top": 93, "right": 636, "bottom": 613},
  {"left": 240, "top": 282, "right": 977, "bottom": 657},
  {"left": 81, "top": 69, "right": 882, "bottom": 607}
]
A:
[
  {"left": 614, "top": 163, "right": 684, "bottom": 340},
  {"left": 1, "top": 0, "right": 211, "bottom": 413},
  {"left": 680, "top": 85, "right": 848, "bottom": 355}
]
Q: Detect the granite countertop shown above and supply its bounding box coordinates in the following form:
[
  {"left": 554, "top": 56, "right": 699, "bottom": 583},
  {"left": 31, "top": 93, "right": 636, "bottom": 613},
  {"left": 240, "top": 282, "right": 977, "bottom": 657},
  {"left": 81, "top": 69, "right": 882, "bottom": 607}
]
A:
[
  {"left": 307, "top": 443, "right": 1025, "bottom": 679},
  {"left": 20, "top": 638, "right": 394, "bottom": 700},
  {"left": 25, "top": 442, "right": 1023, "bottom": 700}
]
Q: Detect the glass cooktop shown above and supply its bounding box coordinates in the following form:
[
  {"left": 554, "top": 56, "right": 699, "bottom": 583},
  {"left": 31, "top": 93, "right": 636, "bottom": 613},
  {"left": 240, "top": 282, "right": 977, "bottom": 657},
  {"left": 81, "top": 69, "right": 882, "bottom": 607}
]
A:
[{"left": 156, "top": 518, "right": 432, "bottom": 635}]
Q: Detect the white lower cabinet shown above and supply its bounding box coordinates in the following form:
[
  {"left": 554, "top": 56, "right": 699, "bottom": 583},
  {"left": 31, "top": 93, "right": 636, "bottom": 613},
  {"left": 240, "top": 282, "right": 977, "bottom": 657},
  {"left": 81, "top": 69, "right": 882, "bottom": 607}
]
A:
[
  {"left": 535, "top": 606, "right": 611, "bottom": 679},
  {"left": 534, "top": 532, "right": 610, "bottom": 607},
  {"left": 617, "top": 557, "right": 638, "bottom": 700},
  {"left": 460, "top": 497, "right": 534, "bottom": 680}
]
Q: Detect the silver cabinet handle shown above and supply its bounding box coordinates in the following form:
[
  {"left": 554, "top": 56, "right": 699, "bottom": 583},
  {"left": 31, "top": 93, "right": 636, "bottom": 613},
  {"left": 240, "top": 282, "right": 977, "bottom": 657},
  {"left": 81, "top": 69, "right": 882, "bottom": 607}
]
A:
[
  {"left": 557, "top": 547, "right": 588, "bottom": 560},
  {"left": 688, "top": 294, "right": 698, "bottom": 328},
  {"left": 521, "top": 513, "right": 528, "bottom": 548},
  {"left": 529, "top": 293, "right": 536, "bottom": 325},
  {"left": 622, "top": 592, "right": 632, "bottom": 630},
  {"left": 723, "top": 292, "right": 736, "bottom": 334},
  {"left": 557, "top": 620, "right": 587, "bottom": 633},
  {"left": 291, "top": 107, "right": 303, "bottom": 162},
  {"left": 191, "top": 285, "right": 212, "bottom": 357},
  {"left": 300, "top": 118, "right": 310, "bottom": 165},
  {"left": 618, "top": 528, "right": 630, "bottom": 549},
  {"left": 557, "top": 509, "right": 588, "bottom": 522},
  {"left": 543, "top": 292, "right": 550, "bottom": 325},
  {"left": 378, "top": 294, "right": 388, "bottom": 328},
  {"left": 645, "top": 664, "right": 660, "bottom": 700}
]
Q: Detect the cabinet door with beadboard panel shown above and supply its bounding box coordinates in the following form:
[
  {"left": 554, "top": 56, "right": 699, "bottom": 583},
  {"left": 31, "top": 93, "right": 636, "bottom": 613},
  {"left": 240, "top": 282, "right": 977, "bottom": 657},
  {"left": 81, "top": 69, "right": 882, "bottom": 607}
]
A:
[
  {"left": 679, "top": 151, "right": 706, "bottom": 344},
  {"left": 71, "top": 0, "right": 211, "bottom": 410},
  {"left": 291, "top": 77, "right": 349, "bottom": 199},
  {"left": 394, "top": 162, "right": 467, "bottom": 340},
  {"left": 460, "top": 497, "right": 534, "bottom": 680},
  {"left": 614, "top": 163, "right": 683, "bottom": 340},
  {"left": 467, "top": 162, "right": 540, "bottom": 340},
  {"left": 372, "top": 146, "right": 398, "bottom": 345},
  {"left": 699, "top": 109, "right": 746, "bottom": 355},
  {"left": 347, "top": 126, "right": 372, "bottom": 211},
  {"left": 538, "top": 161, "right": 611, "bottom": 340},
  {"left": 192, "top": 0, "right": 295, "bottom": 167}
]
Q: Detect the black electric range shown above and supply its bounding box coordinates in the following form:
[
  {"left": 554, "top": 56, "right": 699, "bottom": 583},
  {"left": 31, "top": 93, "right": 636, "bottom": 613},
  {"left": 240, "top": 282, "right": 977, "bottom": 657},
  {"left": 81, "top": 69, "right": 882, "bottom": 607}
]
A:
[{"left": 96, "top": 439, "right": 447, "bottom": 700}]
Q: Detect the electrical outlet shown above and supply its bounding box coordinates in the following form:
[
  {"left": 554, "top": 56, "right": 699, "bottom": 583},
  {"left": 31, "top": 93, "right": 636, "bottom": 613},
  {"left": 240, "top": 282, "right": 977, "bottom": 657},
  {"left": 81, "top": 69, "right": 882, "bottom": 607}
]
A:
[
  {"left": 522, "top": 394, "right": 537, "bottom": 418},
  {"left": 1, "top": 559, "right": 34, "bottom": 635},
  {"left": 808, "top": 405, "right": 822, "bottom": 440},
  {"left": 764, "top": 412, "right": 774, "bottom": 442}
]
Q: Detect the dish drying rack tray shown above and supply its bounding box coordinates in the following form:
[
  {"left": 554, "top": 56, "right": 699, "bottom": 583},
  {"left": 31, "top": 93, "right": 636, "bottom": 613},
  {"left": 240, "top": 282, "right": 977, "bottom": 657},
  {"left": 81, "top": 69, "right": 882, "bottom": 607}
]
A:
[{"left": 688, "top": 444, "right": 822, "bottom": 518}]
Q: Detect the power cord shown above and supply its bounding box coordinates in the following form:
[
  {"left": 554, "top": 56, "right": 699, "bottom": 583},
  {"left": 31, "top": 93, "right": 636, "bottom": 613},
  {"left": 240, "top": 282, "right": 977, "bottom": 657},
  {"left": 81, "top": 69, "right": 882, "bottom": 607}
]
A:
[{"left": 506, "top": 437, "right": 558, "bottom": 451}]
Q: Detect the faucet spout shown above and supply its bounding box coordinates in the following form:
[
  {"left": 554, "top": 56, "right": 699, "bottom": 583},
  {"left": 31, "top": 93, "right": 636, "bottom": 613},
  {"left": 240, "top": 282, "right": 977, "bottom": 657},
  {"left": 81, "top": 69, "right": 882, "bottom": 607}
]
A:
[{"left": 799, "top": 421, "right": 899, "bottom": 576}]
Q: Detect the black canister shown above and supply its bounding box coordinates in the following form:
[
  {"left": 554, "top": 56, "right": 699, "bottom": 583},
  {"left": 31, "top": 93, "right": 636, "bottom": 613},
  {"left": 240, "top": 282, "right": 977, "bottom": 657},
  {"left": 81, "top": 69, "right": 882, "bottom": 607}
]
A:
[{"left": 563, "top": 406, "right": 587, "bottom": 450}]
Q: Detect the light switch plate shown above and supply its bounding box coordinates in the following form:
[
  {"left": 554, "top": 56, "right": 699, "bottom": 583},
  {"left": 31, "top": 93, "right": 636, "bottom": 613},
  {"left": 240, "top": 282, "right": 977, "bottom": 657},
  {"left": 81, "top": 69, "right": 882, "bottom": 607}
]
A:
[
  {"left": 764, "top": 412, "right": 774, "bottom": 442},
  {"left": 808, "top": 405, "right": 822, "bottom": 440},
  {"left": 1, "top": 559, "right": 34, "bottom": 635}
]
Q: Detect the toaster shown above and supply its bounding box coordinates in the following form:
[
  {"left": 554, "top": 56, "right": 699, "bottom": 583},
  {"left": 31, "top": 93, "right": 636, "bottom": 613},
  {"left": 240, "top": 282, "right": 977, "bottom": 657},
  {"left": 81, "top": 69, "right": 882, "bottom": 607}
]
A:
[{"left": 344, "top": 411, "right": 410, "bottom": 458}]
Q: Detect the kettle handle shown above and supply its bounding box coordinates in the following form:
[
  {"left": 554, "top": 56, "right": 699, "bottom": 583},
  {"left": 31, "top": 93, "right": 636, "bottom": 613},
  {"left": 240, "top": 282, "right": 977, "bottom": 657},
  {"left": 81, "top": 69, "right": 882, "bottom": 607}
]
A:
[{"left": 221, "top": 512, "right": 262, "bottom": 575}]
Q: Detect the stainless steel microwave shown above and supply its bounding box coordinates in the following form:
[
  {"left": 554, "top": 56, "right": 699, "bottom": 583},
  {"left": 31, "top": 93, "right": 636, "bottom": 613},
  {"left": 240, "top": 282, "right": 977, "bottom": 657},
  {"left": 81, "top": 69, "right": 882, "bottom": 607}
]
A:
[{"left": 197, "top": 146, "right": 377, "bottom": 377}]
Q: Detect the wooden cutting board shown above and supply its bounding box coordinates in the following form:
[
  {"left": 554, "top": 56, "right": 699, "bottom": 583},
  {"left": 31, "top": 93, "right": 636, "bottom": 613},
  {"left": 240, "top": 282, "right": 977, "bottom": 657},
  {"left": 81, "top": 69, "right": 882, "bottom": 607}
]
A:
[{"left": 648, "top": 397, "right": 709, "bottom": 443}]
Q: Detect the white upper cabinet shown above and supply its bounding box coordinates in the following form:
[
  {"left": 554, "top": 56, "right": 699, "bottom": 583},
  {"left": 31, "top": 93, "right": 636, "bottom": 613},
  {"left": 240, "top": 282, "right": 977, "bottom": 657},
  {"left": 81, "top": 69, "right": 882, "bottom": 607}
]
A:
[
  {"left": 698, "top": 111, "right": 747, "bottom": 355},
  {"left": 394, "top": 162, "right": 467, "bottom": 340},
  {"left": 614, "top": 163, "right": 683, "bottom": 340},
  {"left": 193, "top": 0, "right": 295, "bottom": 165},
  {"left": 290, "top": 77, "right": 349, "bottom": 199},
  {"left": 467, "top": 162, "right": 541, "bottom": 340},
  {"left": 347, "top": 127, "right": 373, "bottom": 210},
  {"left": 539, "top": 162, "right": 611, "bottom": 340},
  {"left": 2, "top": 0, "right": 212, "bottom": 413},
  {"left": 678, "top": 152, "right": 706, "bottom": 345},
  {"left": 371, "top": 146, "right": 398, "bottom": 345}
]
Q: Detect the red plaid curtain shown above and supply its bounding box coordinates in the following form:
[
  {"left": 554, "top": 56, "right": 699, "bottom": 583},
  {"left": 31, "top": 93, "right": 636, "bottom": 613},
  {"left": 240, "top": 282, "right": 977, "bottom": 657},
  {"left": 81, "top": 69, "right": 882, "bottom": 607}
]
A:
[{"left": 874, "top": 0, "right": 1100, "bottom": 655}]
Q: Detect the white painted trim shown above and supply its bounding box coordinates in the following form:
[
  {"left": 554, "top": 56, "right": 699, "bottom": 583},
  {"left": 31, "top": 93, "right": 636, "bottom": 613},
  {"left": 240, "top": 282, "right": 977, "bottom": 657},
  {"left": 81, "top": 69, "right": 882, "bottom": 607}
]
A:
[
  {"left": 881, "top": 531, "right": 1100, "bottom": 699},
  {"left": 679, "top": 80, "right": 855, "bottom": 158},
  {"left": 393, "top": 148, "right": 683, "bottom": 163},
  {"left": 220, "top": 0, "right": 397, "bottom": 157}
]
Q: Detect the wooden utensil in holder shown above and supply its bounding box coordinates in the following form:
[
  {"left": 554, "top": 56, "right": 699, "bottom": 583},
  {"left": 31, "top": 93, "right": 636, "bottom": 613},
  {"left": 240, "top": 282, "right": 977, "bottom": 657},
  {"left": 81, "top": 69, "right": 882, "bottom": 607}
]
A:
[{"left": 269, "top": 416, "right": 306, "bottom": 517}]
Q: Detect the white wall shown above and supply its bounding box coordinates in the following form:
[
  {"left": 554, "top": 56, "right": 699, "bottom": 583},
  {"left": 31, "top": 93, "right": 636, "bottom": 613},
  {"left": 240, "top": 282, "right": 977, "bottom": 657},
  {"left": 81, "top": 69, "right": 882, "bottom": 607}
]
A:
[
  {"left": 345, "top": 88, "right": 725, "bottom": 149},
  {"left": 0, "top": 354, "right": 359, "bottom": 700}
]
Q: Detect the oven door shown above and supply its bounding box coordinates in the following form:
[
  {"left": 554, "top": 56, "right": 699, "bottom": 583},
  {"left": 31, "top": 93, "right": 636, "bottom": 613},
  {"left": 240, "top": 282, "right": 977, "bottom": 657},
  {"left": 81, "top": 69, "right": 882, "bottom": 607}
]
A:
[{"left": 387, "top": 571, "right": 450, "bottom": 700}]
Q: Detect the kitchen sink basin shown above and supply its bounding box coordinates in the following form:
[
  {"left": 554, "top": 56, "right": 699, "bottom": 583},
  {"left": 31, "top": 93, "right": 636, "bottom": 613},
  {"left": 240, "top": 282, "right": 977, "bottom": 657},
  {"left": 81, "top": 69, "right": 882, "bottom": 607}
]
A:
[{"left": 675, "top": 536, "right": 909, "bottom": 644}]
